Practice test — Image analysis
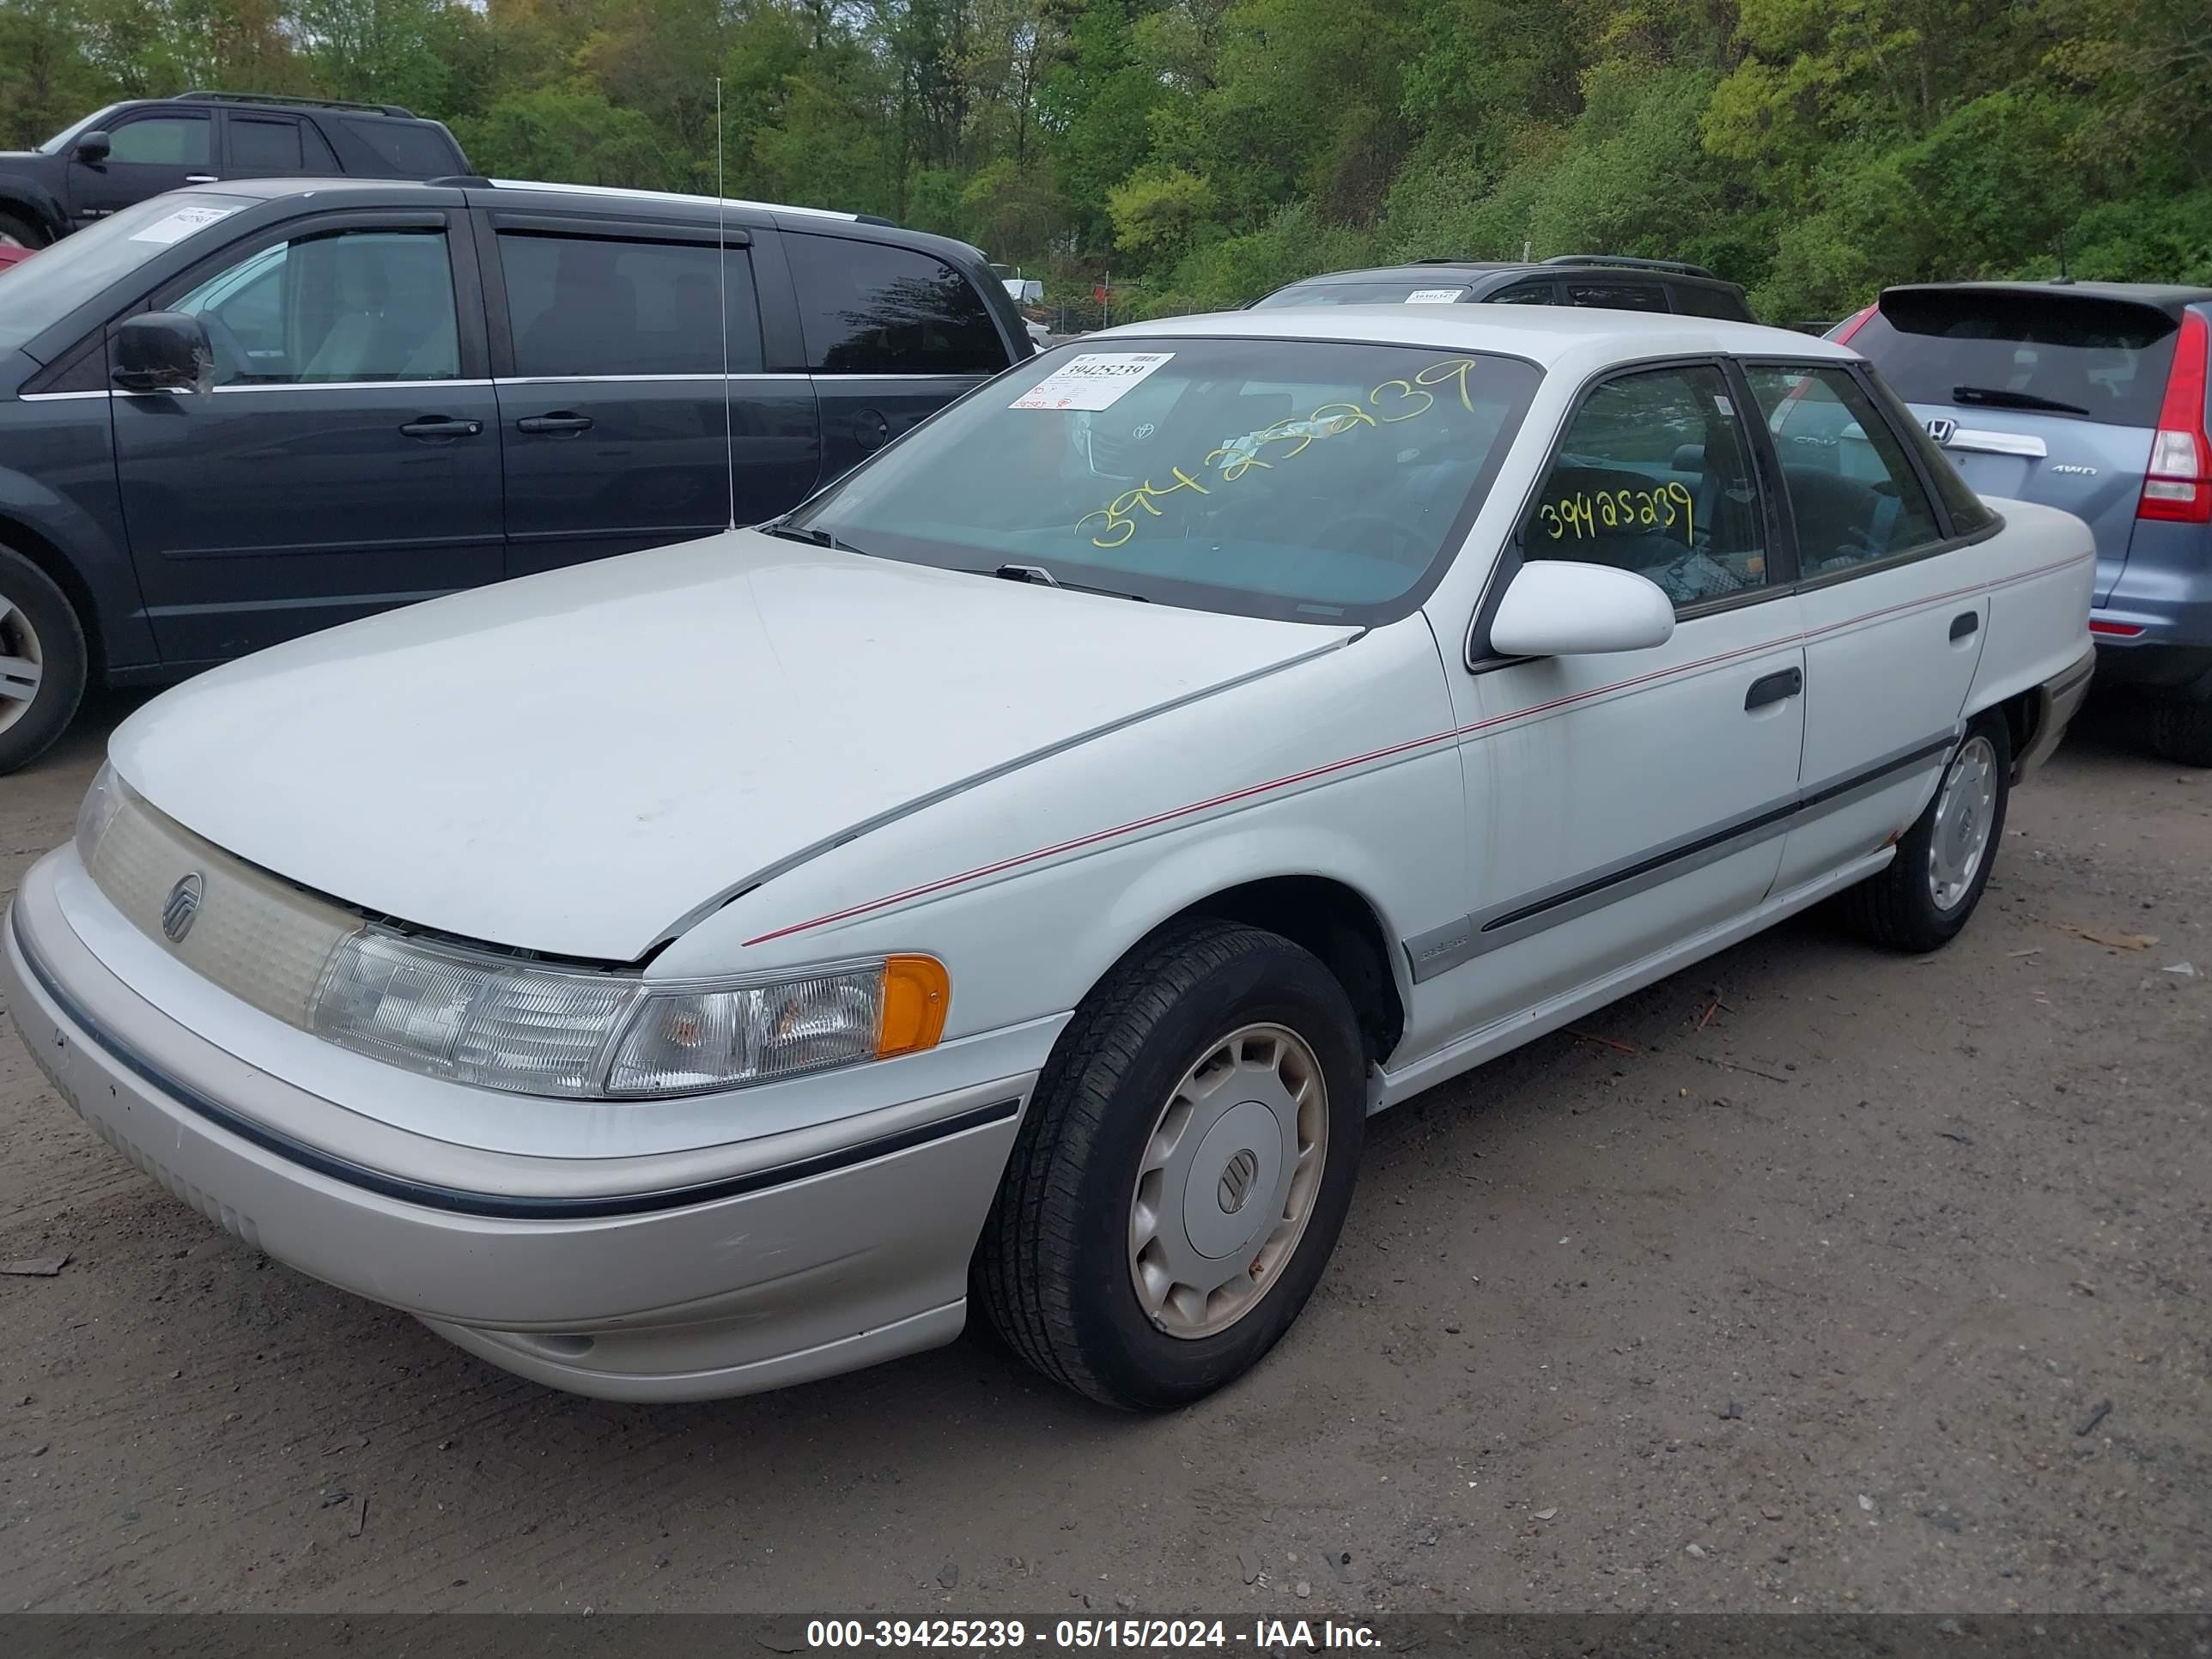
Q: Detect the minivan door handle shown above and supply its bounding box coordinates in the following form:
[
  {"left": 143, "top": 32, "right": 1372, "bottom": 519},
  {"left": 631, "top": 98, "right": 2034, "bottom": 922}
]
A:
[
  {"left": 517, "top": 412, "right": 593, "bottom": 435},
  {"left": 1949, "top": 611, "right": 1979, "bottom": 641},
  {"left": 398, "top": 416, "right": 483, "bottom": 441},
  {"left": 1745, "top": 666, "right": 1803, "bottom": 710}
]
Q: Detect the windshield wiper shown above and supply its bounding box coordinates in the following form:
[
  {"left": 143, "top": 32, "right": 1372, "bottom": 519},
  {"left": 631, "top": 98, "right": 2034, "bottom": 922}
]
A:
[
  {"left": 1952, "top": 386, "right": 2090, "bottom": 416},
  {"left": 980, "top": 563, "right": 1147, "bottom": 602},
  {"left": 760, "top": 522, "right": 866, "bottom": 555}
]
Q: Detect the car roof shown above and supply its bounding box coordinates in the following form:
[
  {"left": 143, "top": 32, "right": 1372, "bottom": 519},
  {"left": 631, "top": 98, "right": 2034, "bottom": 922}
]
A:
[
  {"left": 1086, "top": 304, "right": 1850, "bottom": 374},
  {"left": 165, "top": 178, "right": 987, "bottom": 262},
  {"left": 1279, "top": 262, "right": 1740, "bottom": 289},
  {"left": 1885, "top": 280, "right": 2212, "bottom": 311}
]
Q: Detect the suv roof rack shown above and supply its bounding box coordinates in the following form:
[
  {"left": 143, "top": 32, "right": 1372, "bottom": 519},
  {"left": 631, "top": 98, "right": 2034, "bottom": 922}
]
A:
[
  {"left": 173, "top": 90, "right": 416, "bottom": 119},
  {"left": 1540, "top": 253, "right": 1716, "bottom": 279}
]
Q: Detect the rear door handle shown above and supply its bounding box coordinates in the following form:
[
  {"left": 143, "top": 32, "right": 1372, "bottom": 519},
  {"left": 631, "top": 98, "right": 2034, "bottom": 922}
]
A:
[
  {"left": 185, "top": 174, "right": 219, "bottom": 184},
  {"left": 1745, "top": 666, "right": 1803, "bottom": 710},
  {"left": 1949, "top": 611, "right": 1979, "bottom": 641},
  {"left": 398, "top": 416, "right": 483, "bottom": 441},
  {"left": 517, "top": 412, "right": 593, "bottom": 435}
]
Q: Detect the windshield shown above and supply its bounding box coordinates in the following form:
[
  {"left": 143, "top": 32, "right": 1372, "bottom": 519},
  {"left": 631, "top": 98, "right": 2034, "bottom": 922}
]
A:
[
  {"left": 0, "top": 193, "right": 254, "bottom": 356},
  {"left": 39, "top": 104, "right": 124, "bottom": 154},
  {"left": 1856, "top": 290, "right": 2181, "bottom": 428},
  {"left": 1252, "top": 281, "right": 1474, "bottom": 308},
  {"left": 786, "top": 337, "right": 1540, "bottom": 623}
]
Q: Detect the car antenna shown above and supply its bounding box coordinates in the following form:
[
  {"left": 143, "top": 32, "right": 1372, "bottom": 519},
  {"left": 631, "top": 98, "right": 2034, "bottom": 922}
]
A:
[
  {"left": 716, "top": 76, "right": 737, "bottom": 530},
  {"left": 2053, "top": 228, "right": 2072, "bottom": 286}
]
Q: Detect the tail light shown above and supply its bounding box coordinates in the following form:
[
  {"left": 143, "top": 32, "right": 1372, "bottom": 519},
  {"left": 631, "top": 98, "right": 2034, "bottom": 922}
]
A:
[
  {"left": 1830, "top": 304, "right": 1876, "bottom": 344},
  {"left": 2138, "top": 308, "right": 2209, "bottom": 524}
]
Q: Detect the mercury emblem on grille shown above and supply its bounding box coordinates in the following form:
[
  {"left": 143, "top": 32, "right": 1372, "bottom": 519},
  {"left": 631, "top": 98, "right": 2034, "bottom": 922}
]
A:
[{"left": 161, "top": 872, "right": 204, "bottom": 944}]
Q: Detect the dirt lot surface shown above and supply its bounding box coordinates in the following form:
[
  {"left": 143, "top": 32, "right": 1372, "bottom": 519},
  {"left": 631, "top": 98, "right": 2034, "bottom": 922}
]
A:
[{"left": 1, "top": 692, "right": 2205, "bottom": 1616}]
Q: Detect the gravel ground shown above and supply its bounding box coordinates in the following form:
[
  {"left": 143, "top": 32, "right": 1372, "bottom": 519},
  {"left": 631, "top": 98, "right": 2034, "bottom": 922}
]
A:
[{"left": 1, "top": 691, "right": 2205, "bottom": 1615}]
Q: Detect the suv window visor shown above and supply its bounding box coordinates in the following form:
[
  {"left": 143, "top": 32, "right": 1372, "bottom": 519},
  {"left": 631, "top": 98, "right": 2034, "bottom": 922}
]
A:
[
  {"left": 1858, "top": 289, "right": 2181, "bottom": 428},
  {"left": 0, "top": 193, "right": 257, "bottom": 357},
  {"left": 784, "top": 337, "right": 1542, "bottom": 626}
]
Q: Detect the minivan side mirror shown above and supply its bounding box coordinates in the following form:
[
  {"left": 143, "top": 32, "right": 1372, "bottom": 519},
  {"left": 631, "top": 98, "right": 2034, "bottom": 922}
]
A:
[
  {"left": 112, "top": 312, "right": 216, "bottom": 396},
  {"left": 74, "top": 131, "right": 111, "bottom": 167},
  {"left": 1488, "top": 560, "right": 1675, "bottom": 657}
]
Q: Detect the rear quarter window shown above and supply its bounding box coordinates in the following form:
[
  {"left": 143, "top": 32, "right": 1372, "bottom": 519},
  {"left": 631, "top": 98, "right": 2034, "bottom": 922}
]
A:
[
  {"left": 337, "top": 118, "right": 460, "bottom": 178},
  {"left": 1855, "top": 290, "right": 2181, "bottom": 428},
  {"left": 786, "top": 234, "right": 1006, "bottom": 374},
  {"left": 1671, "top": 282, "right": 1753, "bottom": 322}
]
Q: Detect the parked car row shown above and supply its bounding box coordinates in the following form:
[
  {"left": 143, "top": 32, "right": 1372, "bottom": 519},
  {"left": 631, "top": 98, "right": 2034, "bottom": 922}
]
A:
[{"left": 0, "top": 173, "right": 1030, "bottom": 770}]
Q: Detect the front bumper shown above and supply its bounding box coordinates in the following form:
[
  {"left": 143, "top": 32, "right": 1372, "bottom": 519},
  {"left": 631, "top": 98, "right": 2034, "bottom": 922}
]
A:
[{"left": 3, "top": 850, "right": 1032, "bottom": 1402}]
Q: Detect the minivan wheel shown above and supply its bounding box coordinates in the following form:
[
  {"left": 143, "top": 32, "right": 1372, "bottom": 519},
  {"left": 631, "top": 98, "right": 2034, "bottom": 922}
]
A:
[
  {"left": 0, "top": 210, "right": 47, "bottom": 251},
  {"left": 2147, "top": 693, "right": 2212, "bottom": 768},
  {"left": 1841, "top": 714, "right": 2011, "bottom": 953},
  {"left": 0, "top": 546, "right": 88, "bottom": 775},
  {"left": 975, "top": 919, "right": 1365, "bottom": 1410}
]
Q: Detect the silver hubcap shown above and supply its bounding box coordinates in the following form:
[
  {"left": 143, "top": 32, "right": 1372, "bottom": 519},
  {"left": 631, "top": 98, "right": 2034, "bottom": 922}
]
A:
[
  {"left": 1128, "top": 1023, "right": 1328, "bottom": 1340},
  {"left": 0, "top": 597, "right": 44, "bottom": 736},
  {"left": 1928, "top": 734, "right": 1998, "bottom": 911}
]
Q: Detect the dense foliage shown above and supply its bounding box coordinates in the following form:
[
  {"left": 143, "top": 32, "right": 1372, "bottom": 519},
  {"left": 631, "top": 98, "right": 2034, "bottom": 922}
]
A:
[{"left": 3, "top": 0, "right": 2206, "bottom": 320}]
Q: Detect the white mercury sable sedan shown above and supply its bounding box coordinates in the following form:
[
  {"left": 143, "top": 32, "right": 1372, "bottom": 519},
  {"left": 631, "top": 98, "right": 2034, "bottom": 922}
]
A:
[{"left": 4, "top": 308, "right": 2094, "bottom": 1409}]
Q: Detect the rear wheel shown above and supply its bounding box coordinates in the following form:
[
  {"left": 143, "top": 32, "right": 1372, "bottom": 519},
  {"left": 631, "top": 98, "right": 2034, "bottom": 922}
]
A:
[
  {"left": 1840, "top": 714, "right": 2010, "bottom": 953},
  {"left": 0, "top": 546, "right": 88, "bottom": 775},
  {"left": 0, "top": 210, "right": 49, "bottom": 251},
  {"left": 975, "top": 919, "right": 1366, "bottom": 1410},
  {"left": 2147, "top": 692, "right": 2212, "bottom": 768}
]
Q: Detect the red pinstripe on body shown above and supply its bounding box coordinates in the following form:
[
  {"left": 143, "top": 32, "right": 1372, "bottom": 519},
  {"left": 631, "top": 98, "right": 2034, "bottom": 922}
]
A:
[{"left": 739, "top": 551, "right": 2092, "bottom": 946}]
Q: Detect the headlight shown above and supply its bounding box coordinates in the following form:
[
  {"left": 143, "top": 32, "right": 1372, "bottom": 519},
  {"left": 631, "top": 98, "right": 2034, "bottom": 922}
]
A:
[
  {"left": 309, "top": 929, "right": 948, "bottom": 1100},
  {"left": 75, "top": 762, "right": 127, "bottom": 864}
]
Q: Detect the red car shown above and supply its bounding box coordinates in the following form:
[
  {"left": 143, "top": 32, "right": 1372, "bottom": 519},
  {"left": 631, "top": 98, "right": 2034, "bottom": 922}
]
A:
[{"left": 0, "top": 244, "right": 35, "bottom": 273}]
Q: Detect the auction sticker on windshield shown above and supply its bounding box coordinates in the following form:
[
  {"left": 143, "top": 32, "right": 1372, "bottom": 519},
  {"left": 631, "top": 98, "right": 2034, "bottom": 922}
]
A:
[
  {"left": 1012, "top": 352, "right": 1176, "bottom": 411},
  {"left": 129, "top": 204, "right": 238, "bottom": 246},
  {"left": 1404, "top": 289, "right": 1465, "bottom": 303}
]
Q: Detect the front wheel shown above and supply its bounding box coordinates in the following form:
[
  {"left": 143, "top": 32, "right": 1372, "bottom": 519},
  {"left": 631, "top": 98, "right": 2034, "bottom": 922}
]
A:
[
  {"left": 0, "top": 545, "right": 88, "bottom": 775},
  {"left": 975, "top": 919, "right": 1366, "bottom": 1409},
  {"left": 1840, "top": 714, "right": 2010, "bottom": 952},
  {"left": 0, "top": 210, "right": 49, "bottom": 252}
]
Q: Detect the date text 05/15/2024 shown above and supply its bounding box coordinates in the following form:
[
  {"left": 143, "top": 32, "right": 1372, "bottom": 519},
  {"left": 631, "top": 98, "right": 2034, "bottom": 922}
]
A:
[{"left": 804, "top": 1620, "right": 1382, "bottom": 1650}]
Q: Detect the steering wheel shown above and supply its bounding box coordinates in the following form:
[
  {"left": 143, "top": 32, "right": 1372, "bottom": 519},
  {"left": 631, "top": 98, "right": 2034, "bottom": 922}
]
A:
[{"left": 1315, "top": 514, "right": 1429, "bottom": 565}]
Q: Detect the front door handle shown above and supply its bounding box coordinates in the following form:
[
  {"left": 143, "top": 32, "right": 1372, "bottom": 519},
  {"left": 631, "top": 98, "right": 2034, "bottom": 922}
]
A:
[
  {"left": 398, "top": 416, "right": 483, "bottom": 441},
  {"left": 1745, "top": 666, "right": 1803, "bottom": 710},
  {"left": 517, "top": 412, "right": 593, "bottom": 435},
  {"left": 1949, "top": 611, "right": 1979, "bottom": 641}
]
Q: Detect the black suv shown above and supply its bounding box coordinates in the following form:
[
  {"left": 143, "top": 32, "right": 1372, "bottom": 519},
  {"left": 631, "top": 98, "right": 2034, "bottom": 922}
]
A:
[
  {"left": 0, "top": 176, "right": 1030, "bottom": 770},
  {"left": 1252, "top": 255, "right": 1756, "bottom": 321},
  {"left": 0, "top": 92, "right": 470, "bottom": 250}
]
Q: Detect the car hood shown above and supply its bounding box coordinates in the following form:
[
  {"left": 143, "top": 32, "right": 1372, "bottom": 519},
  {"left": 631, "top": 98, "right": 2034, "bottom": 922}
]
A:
[{"left": 108, "top": 531, "right": 1355, "bottom": 961}]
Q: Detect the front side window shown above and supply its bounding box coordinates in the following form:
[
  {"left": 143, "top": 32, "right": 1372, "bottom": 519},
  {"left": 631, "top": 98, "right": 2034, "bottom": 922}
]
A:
[
  {"left": 785, "top": 337, "right": 1541, "bottom": 623},
  {"left": 107, "top": 115, "right": 211, "bottom": 167},
  {"left": 499, "top": 234, "right": 763, "bottom": 378},
  {"left": 1745, "top": 365, "right": 1942, "bottom": 575},
  {"left": 173, "top": 227, "right": 459, "bottom": 385},
  {"left": 1525, "top": 365, "right": 1767, "bottom": 609},
  {"left": 786, "top": 234, "right": 1006, "bottom": 374}
]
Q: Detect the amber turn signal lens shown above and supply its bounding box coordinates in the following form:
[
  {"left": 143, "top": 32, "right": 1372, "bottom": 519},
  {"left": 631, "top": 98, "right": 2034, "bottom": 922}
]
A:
[{"left": 878, "top": 955, "right": 951, "bottom": 1058}]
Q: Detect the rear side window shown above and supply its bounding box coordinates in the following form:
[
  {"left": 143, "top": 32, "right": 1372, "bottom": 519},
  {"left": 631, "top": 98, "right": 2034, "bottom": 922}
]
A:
[
  {"left": 499, "top": 233, "right": 763, "bottom": 377},
  {"left": 1854, "top": 290, "right": 2181, "bottom": 428},
  {"left": 1863, "top": 369, "right": 1999, "bottom": 537},
  {"left": 1745, "top": 366, "right": 1944, "bottom": 574},
  {"left": 1671, "top": 283, "right": 1752, "bottom": 321},
  {"left": 1489, "top": 283, "right": 1558, "bottom": 306},
  {"left": 787, "top": 235, "right": 1006, "bottom": 374},
  {"left": 229, "top": 115, "right": 336, "bottom": 174},
  {"left": 1565, "top": 282, "right": 1668, "bottom": 313},
  {"left": 338, "top": 118, "right": 458, "bottom": 177}
]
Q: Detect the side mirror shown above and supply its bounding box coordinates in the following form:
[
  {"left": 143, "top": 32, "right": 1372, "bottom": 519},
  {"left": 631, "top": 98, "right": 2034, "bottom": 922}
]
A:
[
  {"left": 1489, "top": 560, "right": 1674, "bottom": 658},
  {"left": 74, "top": 131, "right": 111, "bottom": 167},
  {"left": 112, "top": 312, "right": 216, "bottom": 395}
]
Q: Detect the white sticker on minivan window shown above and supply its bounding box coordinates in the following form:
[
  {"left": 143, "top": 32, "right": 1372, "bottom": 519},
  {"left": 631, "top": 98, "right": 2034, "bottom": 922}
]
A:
[
  {"left": 129, "top": 204, "right": 239, "bottom": 246},
  {"left": 1404, "top": 289, "right": 1466, "bottom": 304},
  {"left": 1011, "top": 352, "right": 1175, "bottom": 411}
]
